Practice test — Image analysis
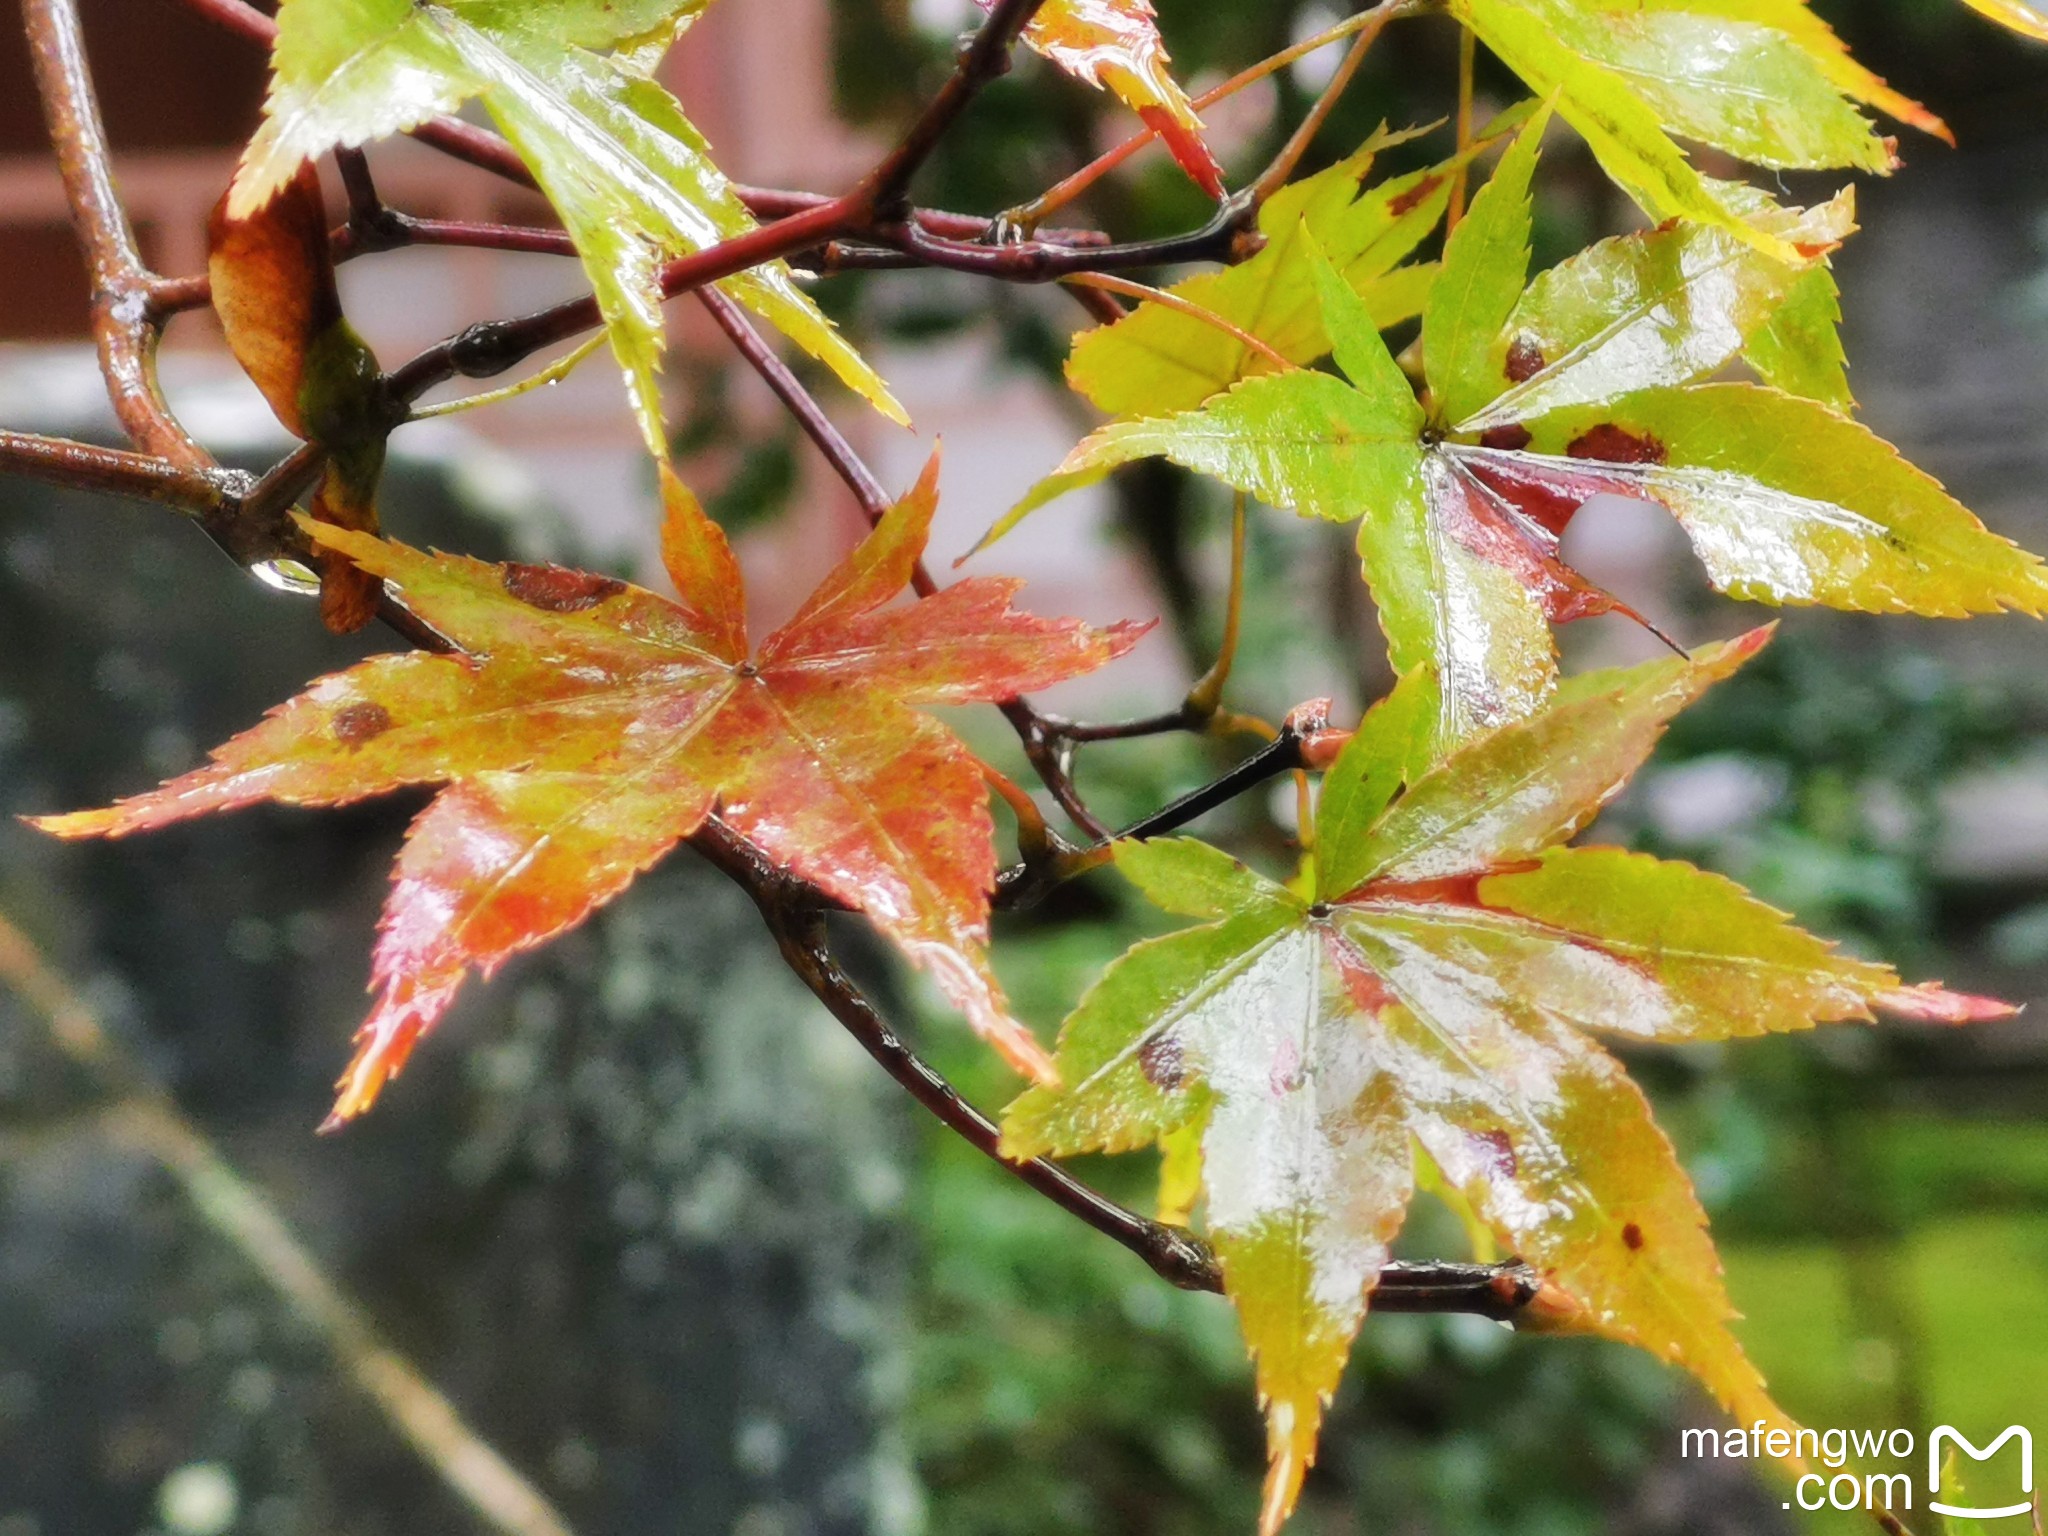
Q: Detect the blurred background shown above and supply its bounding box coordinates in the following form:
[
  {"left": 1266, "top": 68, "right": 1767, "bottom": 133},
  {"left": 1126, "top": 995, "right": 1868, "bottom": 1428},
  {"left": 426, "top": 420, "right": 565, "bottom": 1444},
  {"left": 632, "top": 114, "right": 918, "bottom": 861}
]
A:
[{"left": 2, "top": 1, "right": 2046, "bottom": 1532}]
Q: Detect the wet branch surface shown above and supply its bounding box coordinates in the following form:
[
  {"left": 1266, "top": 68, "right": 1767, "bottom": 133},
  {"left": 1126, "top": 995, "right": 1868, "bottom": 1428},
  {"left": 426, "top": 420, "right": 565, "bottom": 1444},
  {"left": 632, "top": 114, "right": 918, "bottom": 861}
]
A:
[{"left": 7, "top": 0, "right": 1559, "bottom": 1328}]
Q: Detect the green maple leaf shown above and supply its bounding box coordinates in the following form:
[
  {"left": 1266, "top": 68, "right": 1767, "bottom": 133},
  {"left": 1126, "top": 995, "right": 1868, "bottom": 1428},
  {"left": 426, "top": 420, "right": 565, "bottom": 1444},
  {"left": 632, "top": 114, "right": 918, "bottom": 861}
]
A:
[
  {"left": 1449, "top": 0, "right": 1945, "bottom": 256},
  {"left": 1004, "top": 636, "right": 2012, "bottom": 1535},
  {"left": 997, "top": 116, "right": 2048, "bottom": 754},
  {"left": 1065, "top": 124, "right": 1472, "bottom": 418},
  {"left": 232, "top": 0, "right": 904, "bottom": 455},
  {"left": 1956, "top": 0, "right": 2048, "bottom": 41}
]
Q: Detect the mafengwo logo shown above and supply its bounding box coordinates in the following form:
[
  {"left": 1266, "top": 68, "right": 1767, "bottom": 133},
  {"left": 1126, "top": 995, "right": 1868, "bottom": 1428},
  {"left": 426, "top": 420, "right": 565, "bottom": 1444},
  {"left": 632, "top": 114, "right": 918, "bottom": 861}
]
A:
[
  {"left": 1931, "top": 1426, "right": 2035, "bottom": 1521},
  {"left": 1681, "top": 1421, "right": 2037, "bottom": 1519}
]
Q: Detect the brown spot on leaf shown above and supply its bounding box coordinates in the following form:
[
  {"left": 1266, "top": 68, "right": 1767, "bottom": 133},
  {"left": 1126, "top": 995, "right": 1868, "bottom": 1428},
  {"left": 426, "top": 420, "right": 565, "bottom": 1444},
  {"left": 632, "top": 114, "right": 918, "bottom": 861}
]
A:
[
  {"left": 1389, "top": 174, "right": 1444, "bottom": 217},
  {"left": 501, "top": 563, "right": 627, "bottom": 612},
  {"left": 1622, "top": 1222, "right": 1645, "bottom": 1251},
  {"left": 332, "top": 701, "right": 393, "bottom": 746},
  {"left": 1470, "top": 1128, "right": 1518, "bottom": 1179},
  {"left": 1139, "top": 1034, "right": 1188, "bottom": 1091},
  {"left": 1567, "top": 424, "right": 1667, "bottom": 465},
  {"left": 1504, "top": 337, "right": 1545, "bottom": 384},
  {"left": 1480, "top": 424, "right": 1533, "bottom": 452}
]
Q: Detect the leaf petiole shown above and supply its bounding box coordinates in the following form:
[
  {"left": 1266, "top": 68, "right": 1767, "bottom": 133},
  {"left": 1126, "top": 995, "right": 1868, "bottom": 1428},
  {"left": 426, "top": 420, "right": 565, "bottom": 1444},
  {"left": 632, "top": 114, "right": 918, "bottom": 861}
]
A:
[{"left": 406, "top": 333, "right": 608, "bottom": 421}]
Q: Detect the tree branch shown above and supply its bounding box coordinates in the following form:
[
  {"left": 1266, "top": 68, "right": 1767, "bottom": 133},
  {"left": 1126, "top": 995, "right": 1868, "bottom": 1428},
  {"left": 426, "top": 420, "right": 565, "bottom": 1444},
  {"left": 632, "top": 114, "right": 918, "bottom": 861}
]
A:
[
  {"left": 754, "top": 894, "right": 1226, "bottom": 1291},
  {"left": 854, "top": 0, "right": 1053, "bottom": 218},
  {"left": 167, "top": 0, "right": 1098, "bottom": 248},
  {"left": 0, "top": 429, "right": 246, "bottom": 518},
  {"left": 696, "top": 288, "right": 893, "bottom": 514},
  {"left": 24, "top": 0, "right": 209, "bottom": 469},
  {"left": 706, "top": 832, "right": 1565, "bottom": 1328}
]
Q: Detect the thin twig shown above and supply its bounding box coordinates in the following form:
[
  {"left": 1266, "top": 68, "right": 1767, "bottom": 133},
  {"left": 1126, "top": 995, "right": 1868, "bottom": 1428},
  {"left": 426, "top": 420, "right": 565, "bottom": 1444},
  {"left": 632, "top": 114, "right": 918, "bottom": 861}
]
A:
[
  {"left": 856, "top": 0, "right": 1054, "bottom": 218},
  {"left": 719, "top": 866, "right": 1561, "bottom": 1327},
  {"left": 147, "top": 272, "right": 214, "bottom": 319},
  {"left": 1061, "top": 274, "right": 1297, "bottom": 372},
  {"left": 338, "top": 215, "right": 576, "bottom": 263},
  {"left": 695, "top": 289, "right": 893, "bottom": 515},
  {"left": 1003, "top": 2, "right": 1401, "bottom": 230},
  {"left": 759, "top": 900, "right": 1225, "bottom": 1289},
  {"left": 24, "top": 0, "right": 208, "bottom": 468},
  {"left": 1251, "top": 1, "right": 1412, "bottom": 204},
  {"left": 334, "top": 146, "right": 383, "bottom": 231},
  {"left": 0, "top": 913, "right": 581, "bottom": 1536},
  {"left": 1448, "top": 26, "right": 1478, "bottom": 231},
  {"left": 1092, "top": 727, "right": 1306, "bottom": 846}
]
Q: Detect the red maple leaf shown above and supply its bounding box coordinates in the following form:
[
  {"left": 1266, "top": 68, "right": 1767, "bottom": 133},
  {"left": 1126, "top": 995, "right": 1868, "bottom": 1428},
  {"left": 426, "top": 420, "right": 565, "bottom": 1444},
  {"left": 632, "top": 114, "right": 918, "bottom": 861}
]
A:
[
  {"left": 991, "top": 0, "right": 1226, "bottom": 198},
  {"left": 35, "top": 454, "right": 1146, "bottom": 1125}
]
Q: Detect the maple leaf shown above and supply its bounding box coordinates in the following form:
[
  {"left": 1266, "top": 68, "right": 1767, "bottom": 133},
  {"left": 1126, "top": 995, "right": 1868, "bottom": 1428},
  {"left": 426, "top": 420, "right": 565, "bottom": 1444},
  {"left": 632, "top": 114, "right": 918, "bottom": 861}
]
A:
[
  {"left": 1064, "top": 125, "right": 1467, "bottom": 419},
  {"left": 208, "top": 164, "right": 389, "bottom": 634},
  {"left": 34, "top": 455, "right": 1144, "bottom": 1125},
  {"left": 994, "top": 0, "right": 1224, "bottom": 198},
  {"left": 1953, "top": 0, "right": 2048, "bottom": 41},
  {"left": 1003, "top": 635, "right": 2013, "bottom": 1535},
  {"left": 1449, "top": 0, "right": 1943, "bottom": 256},
  {"left": 232, "top": 0, "right": 904, "bottom": 456},
  {"left": 998, "top": 116, "right": 2048, "bottom": 755}
]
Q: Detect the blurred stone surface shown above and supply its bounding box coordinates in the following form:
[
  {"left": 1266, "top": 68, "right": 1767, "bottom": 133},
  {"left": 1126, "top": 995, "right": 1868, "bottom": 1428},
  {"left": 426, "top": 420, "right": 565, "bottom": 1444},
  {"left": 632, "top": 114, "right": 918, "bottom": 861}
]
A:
[{"left": 0, "top": 406, "right": 913, "bottom": 1536}]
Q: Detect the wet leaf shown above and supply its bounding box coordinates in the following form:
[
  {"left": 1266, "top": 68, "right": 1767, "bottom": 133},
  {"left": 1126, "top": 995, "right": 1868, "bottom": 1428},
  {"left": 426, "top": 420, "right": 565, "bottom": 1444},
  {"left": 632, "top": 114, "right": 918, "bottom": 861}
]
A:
[
  {"left": 1743, "top": 262, "right": 1851, "bottom": 410},
  {"left": 1457, "top": 187, "right": 1857, "bottom": 430},
  {"left": 1955, "top": 0, "right": 2048, "bottom": 42},
  {"left": 234, "top": 0, "right": 902, "bottom": 456},
  {"left": 1654, "top": 0, "right": 1950, "bottom": 142},
  {"left": 1424, "top": 112, "right": 1547, "bottom": 432},
  {"left": 36, "top": 454, "right": 1143, "bottom": 1124},
  {"left": 1004, "top": 637, "right": 2013, "bottom": 1534},
  {"left": 1002, "top": 0, "right": 1223, "bottom": 197},
  {"left": 1069, "top": 129, "right": 1462, "bottom": 417},
  {"left": 1006, "top": 135, "right": 2048, "bottom": 752},
  {"left": 1450, "top": 0, "right": 1903, "bottom": 256},
  {"left": 208, "top": 164, "right": 388, "bottom": 633},
  {"left": 1512, "top": 385, "right": 2048, "bottom": 617}
]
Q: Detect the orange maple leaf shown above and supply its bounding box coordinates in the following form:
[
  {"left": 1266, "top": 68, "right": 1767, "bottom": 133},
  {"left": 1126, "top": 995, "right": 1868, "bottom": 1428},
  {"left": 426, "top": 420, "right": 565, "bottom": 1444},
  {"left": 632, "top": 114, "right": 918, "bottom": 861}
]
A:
[{"left": 36, "top": 454, "right": 1147, "bottom": 1125}]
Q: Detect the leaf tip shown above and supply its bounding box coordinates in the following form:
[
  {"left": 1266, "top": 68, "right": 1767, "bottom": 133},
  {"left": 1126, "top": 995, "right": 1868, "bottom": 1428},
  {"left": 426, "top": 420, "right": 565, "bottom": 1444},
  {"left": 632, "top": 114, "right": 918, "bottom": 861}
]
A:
[
  {"left": 1519, "top": 1278, "right": 1591, "bottom": 1333},
  {"left": 1014, "top": 1035, "right": 1061, "bottom": 1087},
  {"left": 23, "top": 808, "right": 117, "bottom": 840},
  {"left": 1259, "top": 1401, "right": 1315, "bottom": 1536},
  {"left": 1139, "top": 104, "right": 1226, "bottom": 200},
  {"left": 1104, "top": 616, "right": 1158, "bottom": 659},
  {"left": 1715, "top": 623, "right": 1778, "bottom": 667},
  {"left": 223, "top": 159, "right": 292, "bottom": 225},
  {"left": 1875, "top": 983, "right": 2019, "bottom": 1025}
]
